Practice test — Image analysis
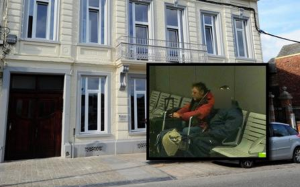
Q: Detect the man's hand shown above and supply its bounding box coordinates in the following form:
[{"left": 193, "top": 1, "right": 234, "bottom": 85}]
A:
[{"left": 172, "top": 112, "right": 181, "bottom": 118}]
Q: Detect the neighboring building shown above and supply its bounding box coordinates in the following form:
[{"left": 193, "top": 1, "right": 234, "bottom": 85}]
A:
[
  {"left": 270, "top": 43, "right": 300, "bottom": 125},
  {"left": 0, "top": 0, "right": 263, "bottom": 162}
]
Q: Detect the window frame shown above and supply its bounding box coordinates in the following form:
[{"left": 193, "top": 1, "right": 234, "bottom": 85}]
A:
[
  {"left": 77, "top": 72, "right": 111, "bottom": 136},
  {"left": 128, "top": 74, "right": 147, "bottom": 133},
  {"left": 23, "top": 0, "right": 59, "bottom": 41},
  {"left": 232, "top": 16, "right": 253, "bottom": 59},
  {"left": 80, "top": 0, "right": 108, "bottom": 45}
]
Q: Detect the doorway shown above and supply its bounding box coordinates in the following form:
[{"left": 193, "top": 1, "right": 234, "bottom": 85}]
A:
[{"left": 5, "top": 74, "right": 64, "bottom": 160}]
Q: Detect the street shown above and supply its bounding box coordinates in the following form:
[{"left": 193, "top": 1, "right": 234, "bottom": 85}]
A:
[
  {"left": 124, "top": 165, "right": 300, "bottom": 187},
  {"left": 0, "top": 153, "right": 299, "bottom": 187}
]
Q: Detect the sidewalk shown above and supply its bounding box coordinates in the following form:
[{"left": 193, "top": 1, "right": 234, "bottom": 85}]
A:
[{"left": 0, "top": 153, "right": 298, "bottom": 187}]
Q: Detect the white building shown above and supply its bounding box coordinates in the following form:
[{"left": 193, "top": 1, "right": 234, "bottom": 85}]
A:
[{"left": 0, "top": 0, "right": 263, "bottom": 162}]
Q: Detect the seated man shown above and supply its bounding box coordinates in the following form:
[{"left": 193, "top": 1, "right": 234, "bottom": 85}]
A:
[
  {"left": 189, "top": 91, "right": 243, "bottom": 157},
  {"left": 172, "top": 82, "right": 215, "bottom": 136},
  {"left": 150, "top": 82, "right": 214, "bottom": 157}
]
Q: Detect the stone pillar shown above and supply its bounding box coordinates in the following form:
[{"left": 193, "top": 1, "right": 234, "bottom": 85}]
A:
[
  {"left": 269, "top": 92, "right": 275, "bottom": 122},
  {"left": 278, "top": 86, "right": 295, "bottom": 127}
]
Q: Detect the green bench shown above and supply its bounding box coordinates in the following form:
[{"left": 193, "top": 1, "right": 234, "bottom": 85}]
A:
[{"left": 211, "top": 112, "right": 266, "bottom": 157}]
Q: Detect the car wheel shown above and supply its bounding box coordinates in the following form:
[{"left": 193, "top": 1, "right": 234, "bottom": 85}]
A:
[
  {"left": 240, "top": 160, "right": 254, "bottom": 168},
  {"left": 293, "top": 147, "right": 300, "bottom": 163}
]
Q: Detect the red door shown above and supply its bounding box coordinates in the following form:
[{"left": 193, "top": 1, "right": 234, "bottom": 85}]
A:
[{"left": 5, "top": 74, "right": 63, "bottom": 160}]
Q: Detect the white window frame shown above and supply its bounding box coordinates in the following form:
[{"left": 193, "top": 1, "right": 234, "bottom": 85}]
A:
[
  {"left": 78, "top": 74, "right": 109, "bottom": 135},
  {"left": 233, "top": 17, "right": 250, "bottom": 58},
  {"left": 129, "top": 75, "right": 147, "bottom": 132},
  {"left": 23, "top": 0, "right": 59, "bottom": 40},
  {"left": 200, "top": 10, "right": 224, "bottom": 56},
  {"left": 165, "top": 5, "right": 187, "bottom": 63},
  {"left": 80, "top": 0, "right": 108, "bottom": 45}
]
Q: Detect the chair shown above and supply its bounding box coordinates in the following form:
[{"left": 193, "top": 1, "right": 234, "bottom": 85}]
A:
[
  {"left": 221, "top": 110, "right": 249, "bottom": 146},
  {"left": 149, "top": 92, "right": 170, "bottom": 119},
  {"left": 149, "top": 91, "right": 161, "bottom": 112},
  {"left": 211, "top": 112, "right": 266, "bottom": 157},
  {"left": 180, "top": 97, "right": 192, "bottom": 108}
]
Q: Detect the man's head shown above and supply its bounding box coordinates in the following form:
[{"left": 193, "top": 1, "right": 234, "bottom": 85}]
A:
[{"left": 191, "top": 82, "right": 208, "bottom": 101}]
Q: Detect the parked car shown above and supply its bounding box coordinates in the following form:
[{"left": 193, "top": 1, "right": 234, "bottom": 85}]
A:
[{"left": 239, "top": 122, "right": 300, "bottom": 168}]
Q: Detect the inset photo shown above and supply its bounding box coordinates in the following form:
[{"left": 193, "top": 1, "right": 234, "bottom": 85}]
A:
[{"left": 147, "top": 64, "right": 268, "bottom": 160}]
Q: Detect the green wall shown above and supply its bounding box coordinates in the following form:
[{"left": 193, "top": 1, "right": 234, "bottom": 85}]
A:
[{"left": 150, "top": 65, "right": 266, "bottom": 114}]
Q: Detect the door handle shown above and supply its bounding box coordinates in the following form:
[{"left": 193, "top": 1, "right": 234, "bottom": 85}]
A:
[
  {"left": 9, "top": 123, "right": 12, "bottom": 131},
  {"left": 35, "top": 129, "right": 38, "bottom": 138}
]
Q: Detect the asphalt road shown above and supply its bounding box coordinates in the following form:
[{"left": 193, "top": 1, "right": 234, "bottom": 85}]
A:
[{"left": 124, "top": 163, "right": 300, "bottom": 187}]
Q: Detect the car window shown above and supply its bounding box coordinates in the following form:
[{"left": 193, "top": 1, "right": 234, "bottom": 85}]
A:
[
  {"left": 285, "top": 125, "right": 298, "bottom": 136},
  {"left": 272, "top": 124, "right": 290, "bottom": 137}
]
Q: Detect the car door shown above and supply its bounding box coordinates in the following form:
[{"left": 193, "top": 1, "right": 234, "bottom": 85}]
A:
[
  {"left": 270, "top": 124, "right": 292, "bottom": 160},
  {"left": 284, "top": 125, "right": 300, "bottom": 159}
]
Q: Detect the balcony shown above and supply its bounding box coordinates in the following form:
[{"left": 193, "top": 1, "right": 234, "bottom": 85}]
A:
[{"left": 116, "top": 36, "right": 208, "bottom": 63}]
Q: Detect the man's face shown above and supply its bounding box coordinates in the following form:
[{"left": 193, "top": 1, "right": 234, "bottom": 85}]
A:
[{"left": 191, "top": 87, "right": 204, "bottom": 101}]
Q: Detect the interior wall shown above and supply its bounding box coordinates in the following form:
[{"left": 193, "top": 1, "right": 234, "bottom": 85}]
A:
[
  {"left": 151, "top": 66, "right": 235, "bottom": 108},
  {"left": 151, "top": 65, "right": 266, "bottom": 114},
  {"left": 234, "top": 66, "right": 266, "bottom": 114}
]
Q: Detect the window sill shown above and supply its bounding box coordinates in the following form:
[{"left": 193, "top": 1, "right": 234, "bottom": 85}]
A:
[
  {"left": 19, "top": 38, "right": 60, "bottom": 44},
  {"left": 207, "top": 54, "right": 226, "bottom": 58},
  {"left": 129, "top": 131, "right": 146, "bottom": 136},
  {"left": 77, "top": 43, "right": 113, "bottom": 49},
  {"left": 76, "top": 133, "right": 112, "bottom": 138},
  {"left": 235, "top": 57, "right": 256, "bottom": 62}
]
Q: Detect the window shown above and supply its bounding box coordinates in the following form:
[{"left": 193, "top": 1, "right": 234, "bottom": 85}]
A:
[
  {"left": 80, "top": 0, "right": 107, "bottom": 44},
  {"left": 202, "top": 13, "right": 218, "bottom": 55},
  {"left": 129, "top": 1, "right": 150, "bottom": 59},
  {"left": 166, "top": 7, "right": 184, "bottom": 62},
  {"left": 23, "top": 0, "right": 58, "bottom": 40},
  {"left": 80, "top": 76, "right": 107, "bottom": 133},
  {"left": 285, "top": 125, "right": 298, "bottom": 136},
  {"left": 272, "top": 124, "right": 290, "bottom": 137},
  {"left": 130, "top": 77, "right": 146, "bottom": 132},
  {"left": 234, "top": 18, "right": 248, "bottom": 58}
]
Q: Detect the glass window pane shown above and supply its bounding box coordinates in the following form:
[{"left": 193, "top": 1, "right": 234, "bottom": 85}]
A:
[
  {"left": 88, "top": 93, "right": 98, "bottom": 131},
  {"left": 81, "top": 0, "right": 87, "bottom": 42},
  {"left": 88, "top": 77, "right": 99, "bottom": 90},
  {"left": 168, "top": 29, "right": 179, "bottom": 46},
  {"left": 38, "top": 76, "right": 64, "bottom": 90},
  {"left": 81, "top": 78, "right": 86, "bottom": 132},
  {"left": 137, "top": 94, "right": 146, "bottom": 129},
  {"left": 166, "top": 8, "right": 178, "bottom": 26},
  {"left": 101, "top": 78, "right": 105, "bottom": 131},
  {"left": 273, "top": 124, "right": 289, "bottom": 136},
  {"left": 236, "top": 20, "right": 243, "bottom": 29},
  {"left": 285, "top": 126, "right": 298, "bottom": 135},
  {"left": 89, "top": 10, "right": 99, "bottom": 43},
  {"left": 135, "top": 25, "right": 148, "bottom": 44},
  {"left": 205, "top": 27, "right": 213, "bottom": 54},
  {"left": 101, "top": 0, "right": 105, "bottom": 44},
  {"left": 89, "top": 0, "right": 99, "bottom": 7},
  {"left": 27, "top": 0, "right": 34, "bottom": 38},
  {"left": 36, "top": 3, "right": 48, "bottom": 38},
  {"left": 237, "top": 31, "right": 245, "bottom": 57},
  {"left": 135, "top": 79, "right": 146, "bottom": 91},
  {"left": 135, "top": 4, "right": 148, "bottom": 22},
  {"left": 12, "top": 75, "right": 36, "bottom": 89},
  {"left": 130, "top": 79, "right": 135, "bottom": 130},
  {"left": 129, "top": 2, "right": 133, "bottom": 37},
  {"left": 204, "top": 15, "right": 212, "bottom": 25},
  {"left": 50, "top": 0, "right": 55, "bottom": 40}
]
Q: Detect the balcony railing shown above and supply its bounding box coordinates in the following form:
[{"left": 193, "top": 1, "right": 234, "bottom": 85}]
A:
[{"left": 116, "top": 36, "right": 208, "bottom": 63}]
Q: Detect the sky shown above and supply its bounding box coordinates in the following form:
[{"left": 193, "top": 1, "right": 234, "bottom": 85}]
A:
[{"left": 258, "top": 0, "right": 300, "bottom": 62}]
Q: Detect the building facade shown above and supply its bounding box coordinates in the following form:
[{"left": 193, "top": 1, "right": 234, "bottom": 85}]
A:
[
  {"left": 0, "top": 0, "right": 262, "bottom": 162},
  {"left": 269, "top": 43, "right": 300, "bottom": 129}
]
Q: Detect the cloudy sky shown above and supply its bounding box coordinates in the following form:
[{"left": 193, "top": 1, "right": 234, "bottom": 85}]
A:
[{"left": 258, "top": 0, "right": 300, "bottom": 62}]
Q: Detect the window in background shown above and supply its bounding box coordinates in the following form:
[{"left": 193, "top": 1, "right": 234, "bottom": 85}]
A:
[
  {"left": 23, "top": 0, "right": 58, "bottom": 40},
  {"left": 80, "top": 76, "right": 107, "bottom": 133},
  {"left": 80, "top": 0, "right": 107, "bottom": 44}
]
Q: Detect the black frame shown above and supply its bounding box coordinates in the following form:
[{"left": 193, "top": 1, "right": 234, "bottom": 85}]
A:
[{"left": 146, "top": 63, "right": 269, "bottom": 161}]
